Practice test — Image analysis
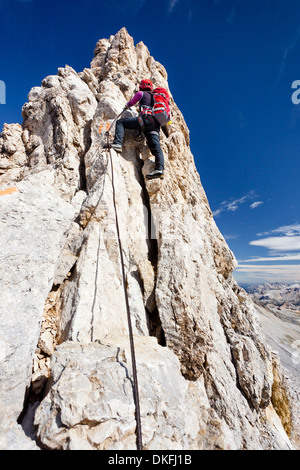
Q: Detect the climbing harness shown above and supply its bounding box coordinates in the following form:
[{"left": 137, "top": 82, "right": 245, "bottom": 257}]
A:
[
  {"left": 140, "top": 105, "right": 153, "bottom": 117},
  {"left": 104, "top": 123, "right": 143, "bottom": 451}
]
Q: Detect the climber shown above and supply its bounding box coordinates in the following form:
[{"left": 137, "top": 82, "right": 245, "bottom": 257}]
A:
[{"left": 105, "top": 79, "right": 165, "bottom": 180}]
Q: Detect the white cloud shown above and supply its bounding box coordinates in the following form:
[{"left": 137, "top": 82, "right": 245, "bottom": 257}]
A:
[
  {"left": 239, "top": 254, "right": 300, "bottom": 263},
  {"left": 237, "top": 220, "right": 300, "bottom": 283},
  {"left": 256, "top": 226, "right": 300, "bottom": 242},
  {"left": 272, "top": 224, "right": 300, "bottom": 236},
  {"left": 250, "top": 201, "right": 263, "bottom": 209},
  {"left": 212, "top": 208, "right": 223, "bottom": 217},
  {"left": 257, "top": 224, "right": 300, "bottom": 237},
  {"left": 224, "top": 234, "right": 238, "bottom": 240},
  {"left": 213, "top": 190, "right": 257, "bottom": 217},
  {"left": 235, "top": 264, "right": 300, "bottom": 283},
  {"left": 226, "top": 198, "right": 245, "bottom": 211},
  {"left": 250, "top": 236, "right": 300, "bottom": 252},
  {"left": 249, "top": 224, "right": 300, "bottom": 257},
  {"left": 240, "top": 222, "right": 300, "bottom": 283}
]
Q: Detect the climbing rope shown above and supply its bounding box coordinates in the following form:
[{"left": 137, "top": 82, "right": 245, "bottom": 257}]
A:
[{"left": 104, "top": 128, "right": 143, "bottom": 451}]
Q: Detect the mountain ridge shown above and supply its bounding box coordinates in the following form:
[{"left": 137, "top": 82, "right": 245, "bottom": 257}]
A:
[{"left": 246, "top": 282, "right": 300, "bottom": 310}]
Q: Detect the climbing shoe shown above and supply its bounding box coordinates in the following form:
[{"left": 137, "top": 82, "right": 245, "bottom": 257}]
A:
[
  {"left": 146, "top": 170, "right": 164, "bottom": 180},
  {"left": 103, "top": 143, "right": 122, "bottom": 153}
]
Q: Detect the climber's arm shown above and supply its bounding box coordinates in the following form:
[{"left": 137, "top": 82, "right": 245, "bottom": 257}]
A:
[{"left": 126, "top": 91, "right": 143, "bottom": 108}]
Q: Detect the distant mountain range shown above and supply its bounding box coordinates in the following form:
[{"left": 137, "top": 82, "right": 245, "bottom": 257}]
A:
[{"left": 246, "top": 282, "right": 300, "bottom": 310}]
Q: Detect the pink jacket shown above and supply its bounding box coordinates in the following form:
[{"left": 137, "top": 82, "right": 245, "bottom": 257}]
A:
[{"left": 126, "top": 91, "right": 144, "bottom": 108}]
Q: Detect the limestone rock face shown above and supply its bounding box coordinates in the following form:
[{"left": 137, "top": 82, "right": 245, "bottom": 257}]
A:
[{"left": 0, "top": 28, "right": 295, "bottom": 450}]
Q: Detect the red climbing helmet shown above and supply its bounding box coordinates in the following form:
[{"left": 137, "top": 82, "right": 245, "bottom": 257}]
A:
[{"left": 139, "top": 79, "right": 153, "bottom": 91}]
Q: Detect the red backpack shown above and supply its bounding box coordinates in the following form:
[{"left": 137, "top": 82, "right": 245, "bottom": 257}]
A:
[{"left": 152, "top": 87, "right": 171, "bottom": 126}]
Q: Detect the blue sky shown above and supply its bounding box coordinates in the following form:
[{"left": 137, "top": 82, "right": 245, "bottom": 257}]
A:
[{"left": 1, "top": 0, "right": 300, "bottom": 286}]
